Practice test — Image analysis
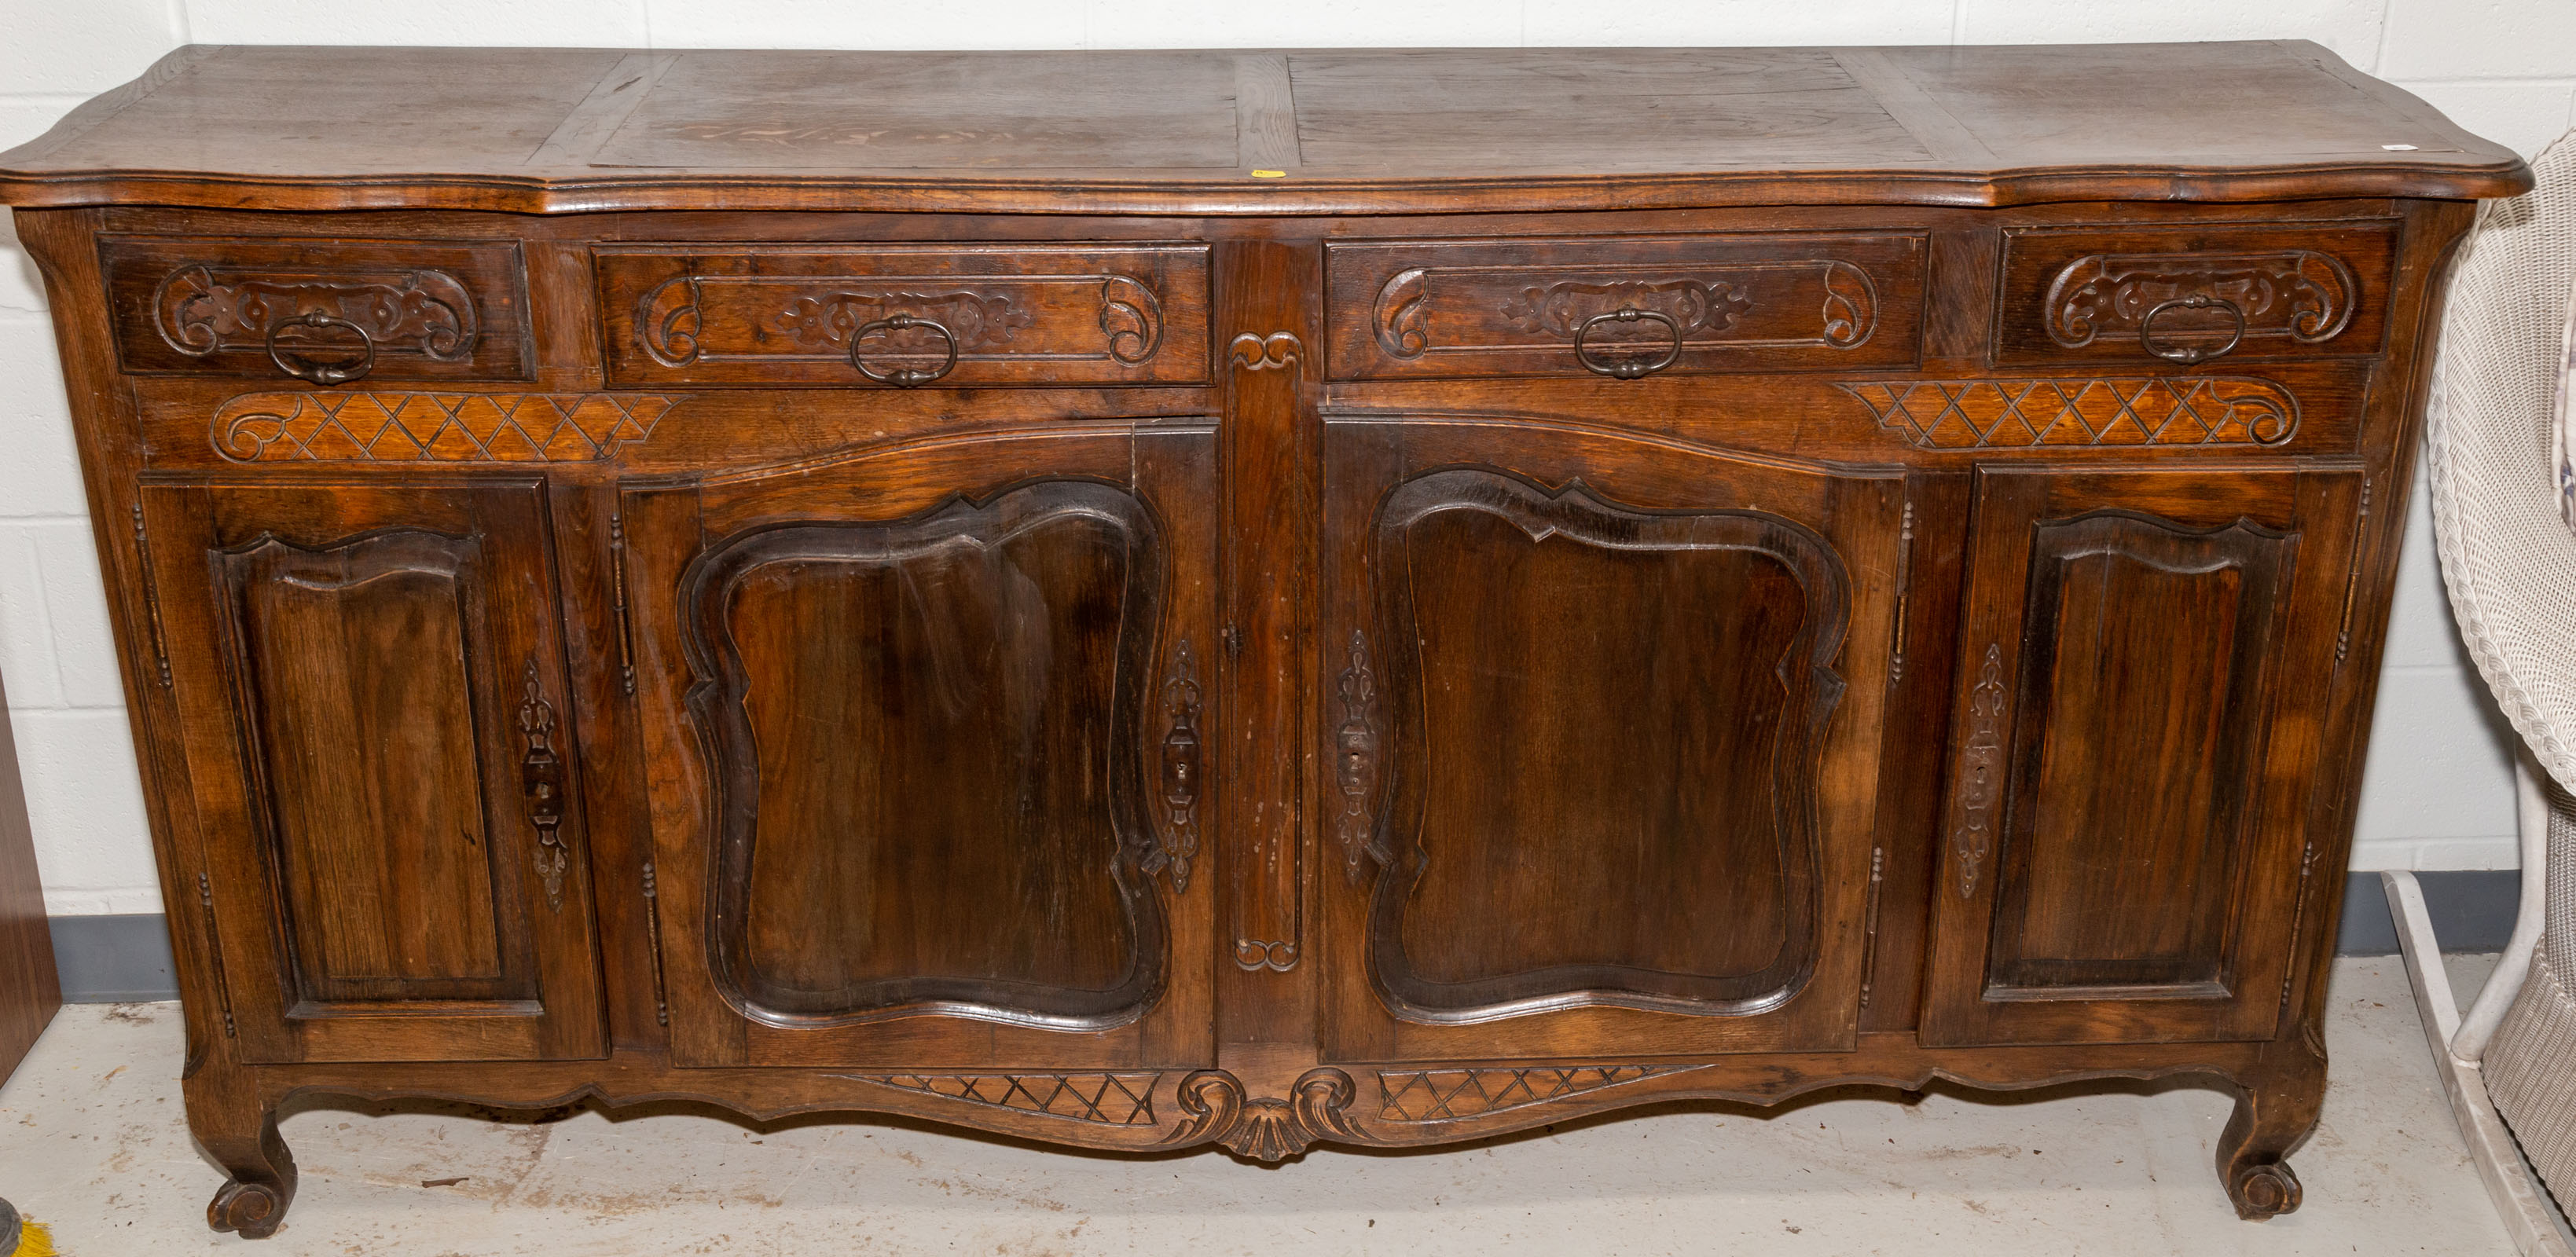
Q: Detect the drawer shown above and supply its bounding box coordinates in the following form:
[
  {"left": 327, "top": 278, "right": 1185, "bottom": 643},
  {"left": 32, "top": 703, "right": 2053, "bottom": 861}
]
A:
[
  {"left": 594, "top": 244, "right": 1211, "bottom": 387},
  {"left": 101, "top": 235, "right": 531, "bottom": 383},
  {"left": 1996, "top": 218, "right": 2400, "bottom": 365},
  {"left": 1323, "top": 233, "right": 1926, "bottom": 381}
]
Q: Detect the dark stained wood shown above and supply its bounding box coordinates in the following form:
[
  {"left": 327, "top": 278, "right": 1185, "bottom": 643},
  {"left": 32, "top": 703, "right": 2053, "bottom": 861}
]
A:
[
  {"left": 620, "top": 423, "right": 1219, "bottom": 1069},
  {"left": 0, "top": 44, "right": 2529, "bottom": 1237},
  {"left": 1921, "top": 466, "right": 2364, "bottom": 1048},
  {"left": 99, "top": 234, "right": 532, "bottom": 383},
  {"left": 137, "top": 478, "right": 604, "bottom": 1064},
  {"left": 0, "top": 43, "right": 2529, "bottom": 214},
  {"left": 593, "top": 242, "right": 1210, "bottom": 387},
  {"left": 1322, "top": 233, "right": 1925, "bottom": 380},
  {"left": 1994, "top": 218, "right": 2400, "bottom": 365},
  {"left": 0, "top": 667, "right": 61, "bottom": 1085}
]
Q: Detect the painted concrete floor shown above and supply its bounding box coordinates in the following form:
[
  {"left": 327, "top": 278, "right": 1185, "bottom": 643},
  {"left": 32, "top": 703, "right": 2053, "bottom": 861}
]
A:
[{"left": 0, "top": 956, "right": 2521, "bottom": 1255}]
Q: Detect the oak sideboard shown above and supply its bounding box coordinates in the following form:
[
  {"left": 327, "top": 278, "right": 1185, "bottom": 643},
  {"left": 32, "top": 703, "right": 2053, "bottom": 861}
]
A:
[{"left": 0, "top": 41, "right": 2532, "bottom": 1237}]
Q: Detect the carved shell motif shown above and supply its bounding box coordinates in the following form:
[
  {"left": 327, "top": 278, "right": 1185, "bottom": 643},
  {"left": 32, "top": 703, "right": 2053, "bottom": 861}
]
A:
[{"left": 1161, "top": 1069, "right": 1357, "bottom": 1161}]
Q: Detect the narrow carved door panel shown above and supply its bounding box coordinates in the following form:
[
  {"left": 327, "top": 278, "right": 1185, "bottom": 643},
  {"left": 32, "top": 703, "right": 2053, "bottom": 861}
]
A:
[
  {"left": 139, "top": 478, "right": 603, "bottom": 1063},
  {"left": 622, "top": 424, "right": 1217, "bottom": 1068},
  {"left": 1319, "top": 416, "right": 1900, "bottom": 1061},
  {"left": 1921, "top": 465, "right": 2365, "bottom": 1047}
]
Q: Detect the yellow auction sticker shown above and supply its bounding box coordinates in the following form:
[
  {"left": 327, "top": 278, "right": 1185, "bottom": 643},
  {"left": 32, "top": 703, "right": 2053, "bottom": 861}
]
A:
[{"left": 1249, "top": 170, "right": 1286, "bottom": 179}]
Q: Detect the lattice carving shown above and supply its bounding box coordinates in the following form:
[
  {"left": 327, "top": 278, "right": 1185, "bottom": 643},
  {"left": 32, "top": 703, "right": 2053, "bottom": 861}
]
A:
[
  {"left": 1839, "top": 377, "right": 2299, "bottom": 449},
  {"left": 1378, "top": 1065, "right": 1701, "bottom": 1121},
  {"left": 214, "top": 392, "right": 676, "bottom": 462},
  {"left": 842, "top": 1072, "right": 1158, "bottom": 1125}
]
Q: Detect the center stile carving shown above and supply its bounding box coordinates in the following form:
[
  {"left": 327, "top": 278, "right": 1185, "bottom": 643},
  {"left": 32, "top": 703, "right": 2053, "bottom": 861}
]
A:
[
  {"left": 1151, "top": 638, "right": 1204, "bottom": 894},
  {"left": 518, "top": 658, "right": 570, "bottom": 911},
  {"left": 1954, "top": 643, "right": 2008, "bottom": 899}
]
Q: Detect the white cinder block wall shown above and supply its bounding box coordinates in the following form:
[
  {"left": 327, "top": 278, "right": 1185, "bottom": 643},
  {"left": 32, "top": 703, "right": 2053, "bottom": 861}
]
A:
[{"left": 2, "top": 1, "right": 2571, "bottom": 918}]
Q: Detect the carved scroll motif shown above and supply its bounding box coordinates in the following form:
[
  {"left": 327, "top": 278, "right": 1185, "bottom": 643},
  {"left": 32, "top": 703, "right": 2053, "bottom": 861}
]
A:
[
  {"left": 1161, "top": 1069, "right": 1356, "bottom": 1160},
  {"left": 1228, "top": 330, "right": 1304, "bottom": 372},
  {"left": 1368, "top": 258, "right": 1878, "bottom": 360},
  {"left": 636, "top": 272, "right": 1164, "bottom": 368},
  {"left": 1150, "top": 638, "right": 1203, "bottom": 894},
  {"left": 1954, "top": 644, "right": 2008, "bottom": 900},
  {"left": 213, "top": 392, "right": 677, "bottom": 463},
  {"left": 2044, "top": 250, "right": 2359, "bottom": 349},
  {"left": 518, "top": 658, "right": 569, "bottom": 911},
  {"left": 840, "top": 1072, "right": 1160, "bottom": 1126},
  {"left": 1377, "top": 1065, "right": 1700, "bottom": 1122},
  {"left": 1099, "top": 275, "right": 1165, "bottom": 364},
  {"left": 1235, "top": 939, "right": 1298, "bottom": 973},
  {"left": 1497, "top": 277, "right": 1753, "bottom": 339},
  {"left": 773, "top": 290, "right": 1029, "bottom": 351},
  {"left": 1838, "top": 377, "right": 2299, "bottom": 449},
  {"left": 1334, "top": 629, "right": 1381, "bottom": 883},
  {"left": 155, "top": 264, "right": 479, "bottom": 360}
]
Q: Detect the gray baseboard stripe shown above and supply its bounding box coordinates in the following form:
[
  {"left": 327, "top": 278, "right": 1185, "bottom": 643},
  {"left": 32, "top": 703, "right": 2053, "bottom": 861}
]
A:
[
  {"left": 39, "top": 873, "right": 2530, "bottom": 1002},
  {"left": 49, "top": 914, "right": 176, "bottom": 1002},
  {"left": 2336, "top": 870, "right": 2522, "bottom": 956}
]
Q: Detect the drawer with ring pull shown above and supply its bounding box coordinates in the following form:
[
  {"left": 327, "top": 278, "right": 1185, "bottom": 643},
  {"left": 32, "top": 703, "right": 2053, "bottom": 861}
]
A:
[
  {"left": 1322, "top": 233, "right": 1926, "bottom": 382},
  {"left": 593, "top": 243, "right": 1212, "bottom": 388},
  {"left": 101, "top": 235, "right": 532, "bottom": 384},
  {"left": 1995, "top": 218, "right": 2399, "bottom": 366}
]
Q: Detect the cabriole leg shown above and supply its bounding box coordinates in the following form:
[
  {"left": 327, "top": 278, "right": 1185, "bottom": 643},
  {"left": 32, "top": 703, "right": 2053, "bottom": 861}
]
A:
[
  {"left": 2215, "top": 1030, "right": 2328, "bottom": 1220},
  {"left": 189, "top": 1070, "right": 295, "bottom": 1239}
]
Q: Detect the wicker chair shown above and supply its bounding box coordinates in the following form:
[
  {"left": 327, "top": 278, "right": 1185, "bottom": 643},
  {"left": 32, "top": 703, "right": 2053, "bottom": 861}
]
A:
[{"left": 2392, "top": 127, "right": 2576, "bottom": 1256}]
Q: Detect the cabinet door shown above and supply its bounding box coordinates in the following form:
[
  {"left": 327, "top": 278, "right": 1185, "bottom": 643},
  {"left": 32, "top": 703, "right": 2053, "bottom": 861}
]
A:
[
  {"left": 1920, "top": 465, "right": 2364, "bottom": 1047},
  {"left": 141, "top": 478, "right": 604, "bottom": 1063},
  {"left": 622, "top": 424, "right": 1217, "bottom": 1069},
  {"left": 1319, "top": 417, "right": 1902, "bottom": 1061}
]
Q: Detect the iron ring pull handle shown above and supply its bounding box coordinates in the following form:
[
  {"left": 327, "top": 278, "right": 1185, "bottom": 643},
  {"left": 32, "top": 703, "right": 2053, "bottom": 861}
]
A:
[
  {"left": 1572, "top": 305, "right": 1683, "bottom": 380},
  {"left": 265, "top": 312, "right": 376, "bottom": 385},
  {"left": 849, "top": 313, "right": 960, "bottom": 387},
  {"left": 2137, "top": 294, "right": 2248, "bottom": 365}
]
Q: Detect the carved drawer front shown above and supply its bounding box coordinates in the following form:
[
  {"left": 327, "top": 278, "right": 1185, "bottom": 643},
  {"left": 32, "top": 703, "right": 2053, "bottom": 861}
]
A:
[
  {"left": 1323, "top": 233, "right": 1925, "bottom": 381},
  {"left": 1998, "top": 219, "right": 2400, "bottom": 366},
  {"left": 594, "top": 243, "right": 1211, "bottom": 387},
  {"left": 101, "top": 235, "right": 531, "bottom": 383}
]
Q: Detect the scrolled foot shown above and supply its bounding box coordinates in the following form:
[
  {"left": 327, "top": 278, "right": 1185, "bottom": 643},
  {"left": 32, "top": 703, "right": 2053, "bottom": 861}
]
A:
[
  {"left": 208, "top": 1178, "right": 290, "bottom": 1239},
  {"left": 2226, "top": 1160, "right": 2303, "bottom": 1220}
]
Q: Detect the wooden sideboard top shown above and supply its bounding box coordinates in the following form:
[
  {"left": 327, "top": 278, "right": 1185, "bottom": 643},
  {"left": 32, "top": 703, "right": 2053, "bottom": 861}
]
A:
[{"left": 0, "top": 41, "right": 2532, "bottom": 215}]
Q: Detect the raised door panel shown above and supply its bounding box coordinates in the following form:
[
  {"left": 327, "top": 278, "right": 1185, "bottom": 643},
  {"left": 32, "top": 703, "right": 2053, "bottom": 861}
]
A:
[
  {"left": 1920, "top": 465, "right": 2363, "bottom": 1047},
  {"left": 622, "top": 423, "right": 1216, "bottom": 1068},
  {"left": 140, "top": 478, "right": 602, "bottom": 1063},
  {"left": 1319, "top": 416, "right": 1900, "bottom": 1061}
]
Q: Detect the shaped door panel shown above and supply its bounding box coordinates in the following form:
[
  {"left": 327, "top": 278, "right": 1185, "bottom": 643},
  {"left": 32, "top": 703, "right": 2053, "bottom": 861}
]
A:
[
  {"left": 1920, "top": 464, "right": 2364, "bottom": 1046},
  {"left": 141, "top": 478, "right": 603, "bottom": 1063},
  {"left": 1319, "top": 416, "right": 1901, "bottom": 1061},
  {"left": 622, "top": 423, "right": 1216, "bottom": 1068}
]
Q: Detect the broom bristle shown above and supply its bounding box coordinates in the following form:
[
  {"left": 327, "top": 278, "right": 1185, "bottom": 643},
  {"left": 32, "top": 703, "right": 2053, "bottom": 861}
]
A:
[{"left": 7, "top": 1219, "right": 56, "bottom": 1257}]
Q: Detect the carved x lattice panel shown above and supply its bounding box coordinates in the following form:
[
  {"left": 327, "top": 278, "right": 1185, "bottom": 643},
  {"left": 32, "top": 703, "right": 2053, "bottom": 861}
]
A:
[
  {"left": 212, "top": 391, "right": 677, "bottom": 463},
  {"left": 1838, "top": 377, "right": 2298, "bottom": 449},
  {"left": 843, "top": 1072, "right": 1159, "bottom": 1125},
  {"left": 1377, "top": 1065, "right": 1700, "bottom": 1121}
]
